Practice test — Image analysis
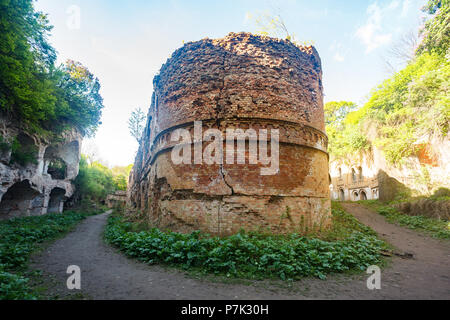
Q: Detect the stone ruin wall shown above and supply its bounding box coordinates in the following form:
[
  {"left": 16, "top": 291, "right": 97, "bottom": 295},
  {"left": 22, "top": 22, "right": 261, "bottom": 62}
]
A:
[
  {"left": 330, "top": 135, "right": 450, "bottom": 203},
  {"left": 0, "top": 116, "right": 82, "bottom": 219},
  {"left": 128, "top": 32, "right": 331, "bottom": 236}
]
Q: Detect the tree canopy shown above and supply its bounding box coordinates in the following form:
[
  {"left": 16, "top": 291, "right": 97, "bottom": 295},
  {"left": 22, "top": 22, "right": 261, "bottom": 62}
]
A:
[{"left": 0, "top": 0, "right": 104, "bottom": 138}]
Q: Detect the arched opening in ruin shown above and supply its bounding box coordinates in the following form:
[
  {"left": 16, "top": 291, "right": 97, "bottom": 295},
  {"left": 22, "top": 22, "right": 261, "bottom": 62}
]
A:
[
  {"left": 339, "top": 189, "right": 345, "bottom": 201},
  {"left": 48, "top": 188, "right": 66, "bottom": 214},
  {"left": 44, "top": 147, "right": 67, "bottom": 180},
  {"left": 372, "top": 188, "right": 379, "bottom": 199},
  {"left": 353, "top": 191, "right": 359, "bottom": 201},
  {"left": 352, "top": 168, "right": 357, "bottom": 182},
  {"left": 10, "top": 133, "right": 38, "bottom": 166},
  {"left": 360, "top": 190, "right": 367, "bottom": 200},
  {"left": 0, "top": 180, "right": 39, "bottom": 218},
  {"left": 358, "top": 167, "right": 363, "bottom": 181}
]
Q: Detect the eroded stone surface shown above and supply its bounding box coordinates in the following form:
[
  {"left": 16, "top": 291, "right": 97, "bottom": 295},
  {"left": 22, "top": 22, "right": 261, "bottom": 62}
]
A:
[
  {"left": 128, "top": 32, "right": 331, "bottom": 236},
  {"left": 0, "top": 116, "right": 82, "bottom": 219}
]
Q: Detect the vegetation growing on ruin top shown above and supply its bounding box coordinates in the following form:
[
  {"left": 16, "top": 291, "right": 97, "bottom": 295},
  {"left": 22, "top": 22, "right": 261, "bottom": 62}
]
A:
[
  {"left": 326, "top": 0, "right": 449, "bottom": 166},
  {"left": 0, "top": 0, "right": 104, "bottom": 139}
]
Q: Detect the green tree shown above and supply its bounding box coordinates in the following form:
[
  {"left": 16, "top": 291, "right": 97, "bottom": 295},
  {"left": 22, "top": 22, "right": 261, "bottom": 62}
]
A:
[
  {"left": 0, "top": 0, "right": 104, "bottom": 138},
  {"left": 324, "top": 101, "right": 358, "bottom": 126},
  {"left": 0, "top": 0, "right": 57, "bottom": 129},
  {"left": 325, "top": 101, "right": 370, "bottom": 161},
  {"left": 423, "top": 0, "right": 448, "bottom": 14},
  {"left": 74, "top": 155, "right": 115, "bottom": 202},
  {"left": 329, "top": 0, "right": 450, "bottom": 166},
  {"left": 417, "top": 0, "right": 449, "bottom": 55},
  {"left": 128, "top": 108, "right": 146, "bottom": 143},
  {"left": 111, "top": 164, "right": 133, "bottom": 191},
  {"left": 51, "top": 60, "right": 104, "bottom": 137}
]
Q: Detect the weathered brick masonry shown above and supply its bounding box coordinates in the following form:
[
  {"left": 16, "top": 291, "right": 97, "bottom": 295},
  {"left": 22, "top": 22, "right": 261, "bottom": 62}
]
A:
[{"left": 128, "top": 32, "right": 331, "bottom": 236}]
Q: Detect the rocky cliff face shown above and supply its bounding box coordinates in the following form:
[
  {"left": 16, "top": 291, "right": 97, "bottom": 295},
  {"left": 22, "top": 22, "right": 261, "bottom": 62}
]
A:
[
  {"left": 0, "top": 115, "right": 82, "bottom": 219},
  {"left": 128, "top": 33, "right": 331, "bottom": 236}
]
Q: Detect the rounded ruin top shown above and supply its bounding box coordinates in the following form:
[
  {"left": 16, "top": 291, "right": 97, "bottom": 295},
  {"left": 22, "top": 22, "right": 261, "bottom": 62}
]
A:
[{"left": 151, "top": 31, "right": 325, "bottom": 136}]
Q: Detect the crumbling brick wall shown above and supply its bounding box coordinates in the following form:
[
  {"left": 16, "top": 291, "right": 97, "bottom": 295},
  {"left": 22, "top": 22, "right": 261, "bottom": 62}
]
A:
[{"left": 128, "top": 32, "right": 331, "bottom": 236}]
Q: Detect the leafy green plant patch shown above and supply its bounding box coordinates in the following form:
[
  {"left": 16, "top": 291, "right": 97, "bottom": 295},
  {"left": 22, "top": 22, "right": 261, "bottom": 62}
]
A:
[
  {"left": 0, "top": 210, "right": 100, "bottom": 300},
  {"left": 105, "top": 206, "right": 386, "bottom": 281}
]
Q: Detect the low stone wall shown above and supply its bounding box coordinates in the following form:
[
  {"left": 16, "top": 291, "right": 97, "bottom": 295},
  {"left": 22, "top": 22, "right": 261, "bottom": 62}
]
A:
[
  {"left": 106, "top": 191, "right": 127, "bottom": 209},
  {"left": 394, "top": 199, "right": 450, "bottom": 220}
]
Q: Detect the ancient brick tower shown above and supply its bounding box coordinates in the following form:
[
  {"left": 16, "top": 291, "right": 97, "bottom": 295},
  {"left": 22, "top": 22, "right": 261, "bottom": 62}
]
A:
[{"left": 128, "top": 32, "right": 331, "bottom": 236}]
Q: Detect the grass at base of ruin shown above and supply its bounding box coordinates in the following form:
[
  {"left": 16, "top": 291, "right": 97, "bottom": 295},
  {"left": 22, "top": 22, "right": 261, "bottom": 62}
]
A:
[
  {"left": 104, "top": 203, "right": 388, "bottom": 281},
  {"left": 359, "top": 200, "right": 450, "bottom": 240},
  {"left": 0, "top": 207, "right": 105, "bottom": 300}
]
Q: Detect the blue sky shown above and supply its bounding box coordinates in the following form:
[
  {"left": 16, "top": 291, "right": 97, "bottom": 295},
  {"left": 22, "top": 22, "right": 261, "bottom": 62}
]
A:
[{"left": 35, "top": 0, "right": 426, "bottom": 167}]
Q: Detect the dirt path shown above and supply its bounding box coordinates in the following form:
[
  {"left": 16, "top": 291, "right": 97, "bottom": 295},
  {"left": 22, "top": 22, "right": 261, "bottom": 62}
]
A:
[{"left": 31, "top": 205, "right": 450, "bottom": 300}]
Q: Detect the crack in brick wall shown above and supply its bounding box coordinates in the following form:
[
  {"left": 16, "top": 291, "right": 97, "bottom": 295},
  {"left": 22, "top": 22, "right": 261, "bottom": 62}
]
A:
[{"left": 128, "top": 32, "right": 331, "bottom": 236}]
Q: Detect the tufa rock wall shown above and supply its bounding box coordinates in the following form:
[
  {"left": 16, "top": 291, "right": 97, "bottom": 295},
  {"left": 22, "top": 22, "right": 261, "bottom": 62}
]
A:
[
  {"left": 0, "top": 115, "right": 82, "bottom": 219},
  {"left": 128, "top": 32, "right": 331, "bottom": 236}
]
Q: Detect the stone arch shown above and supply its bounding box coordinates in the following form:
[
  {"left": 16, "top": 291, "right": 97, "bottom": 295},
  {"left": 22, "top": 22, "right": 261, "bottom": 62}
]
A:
[
  {"left": 339, "top": 188, "right": 345, "bottom": 201},
  {"left": 11, "top": 133, "right": 38, "bottom": 166},
  {"left": 358, "top": 166, "right": 363, "bottom": 181},
  {"left": 352, "top": 168, "right": 357, "bottom": 182},
  {"left": 372, "top": 188, "right": 379, "bottom": 199},
  {"left": 48, "top": 188, "right": 66, "bottom": 214},
  {"left": 0, "top": 180, "right": 40, "bottom": 219},
  {"left": 360, "top": 190, "right": 367, "bottom": 200},
  {"left": 352, "top": 191, "right": 359, "bottom": 201},
  {"left": 44, "top": 146, "right": 67, "bottom": 180}
]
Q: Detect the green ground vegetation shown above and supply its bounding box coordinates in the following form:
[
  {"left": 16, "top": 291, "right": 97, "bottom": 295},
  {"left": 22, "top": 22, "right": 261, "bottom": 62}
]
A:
[
  {"left": 361, "top": 200, "right": 450, "bottom": 240},
  {"left": 0, "top": 209, "right": 103, "bottom": 300},
  {"left": 104, "top": 203, "right": 387, "bottom": 281}
]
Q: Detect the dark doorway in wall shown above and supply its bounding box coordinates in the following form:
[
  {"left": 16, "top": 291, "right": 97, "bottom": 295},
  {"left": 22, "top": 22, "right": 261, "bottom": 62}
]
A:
[
  {"left": 352, "top": 169, "right": 357, "bottom": 182},
  {"left": 360, "top": 190, "right": 367, "bottom": 200},
  {"left": 44, "top": 147, "right": 67, "bottom": 180},
  {"left": 47, "top": 158, "right": 67, "bottom": 180},
  {"left": 339, "top": 189, "right": 345, "bottom": 201},
  {"left": 0, "top": 180, "right": 39, "bottom": 218},
  {"left": 48, "top": 188, "right": 66, "bottom": 214}
]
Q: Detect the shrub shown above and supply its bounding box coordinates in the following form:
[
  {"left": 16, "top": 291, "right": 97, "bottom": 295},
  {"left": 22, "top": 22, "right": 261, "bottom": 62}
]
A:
[
  {"left": 9, "top": 138, "right": 38, "bottom": 166},
  {"left": 376, "top": 205, "right": 449, "bottom": 239},
  {"left": 432, "top": 187, "right": 450, "bottom": 199}
]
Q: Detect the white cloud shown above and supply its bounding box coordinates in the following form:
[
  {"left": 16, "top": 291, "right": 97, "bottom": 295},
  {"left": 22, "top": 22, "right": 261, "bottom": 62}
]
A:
[
  {"left": 334, "top": 52, "right": 345, "bottom": 62},
  {"left": 330, "top": 41, "right": 348, "bottom": 62},
  {"left": 401, "top": 0, "right": 411, "bottom": 18},
  {"left": 356, "top": 1, "right": 398, "bottom": 53}
]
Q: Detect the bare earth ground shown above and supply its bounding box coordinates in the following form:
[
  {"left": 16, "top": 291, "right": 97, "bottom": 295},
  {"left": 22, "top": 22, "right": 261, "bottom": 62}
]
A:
[{"left": 30, "top": 204, "right": 450, "bottom": 300}]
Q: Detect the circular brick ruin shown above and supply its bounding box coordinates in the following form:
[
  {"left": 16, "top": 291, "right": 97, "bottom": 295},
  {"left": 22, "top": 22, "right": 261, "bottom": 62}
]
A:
[{"left": 128, "top": 32, "right": 331, "bottom": 236}]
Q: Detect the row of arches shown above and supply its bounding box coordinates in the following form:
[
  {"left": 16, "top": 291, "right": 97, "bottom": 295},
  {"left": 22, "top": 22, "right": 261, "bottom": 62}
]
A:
[
  {"left": 338, "top": 167, "right": 364, "bottom": 183},
  {"left": 0, "top": 180, "right": 66, "bottom": 219},
  {"left": 338, "top": 188, "right": 378, "bottom": 201}
]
